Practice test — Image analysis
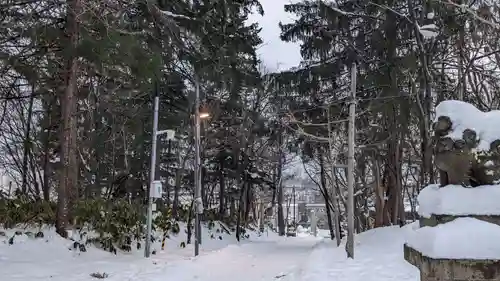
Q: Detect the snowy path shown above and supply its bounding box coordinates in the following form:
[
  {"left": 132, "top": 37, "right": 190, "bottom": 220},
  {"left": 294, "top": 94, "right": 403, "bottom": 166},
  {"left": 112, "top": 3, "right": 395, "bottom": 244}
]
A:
[
  {"left": 134, "top": 237, "right": 323, "bottom": 281},
  {"left": 286, "top": 225, "right": 420, "bottom": 281},
  {"left": 1, "top": 225, "right": 322, "bottom": 281},
  {"left": 2, "top": 224, "right": 422, "bottom": 281}
]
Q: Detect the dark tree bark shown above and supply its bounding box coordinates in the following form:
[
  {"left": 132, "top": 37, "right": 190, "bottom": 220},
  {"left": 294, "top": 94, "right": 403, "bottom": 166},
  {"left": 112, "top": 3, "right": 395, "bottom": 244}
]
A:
[
  {"left": 56, "top": 0, "right": 81, "bottom": 238},
  {"left": 218, "top": 155, "right": 225, "bottom": 219}
]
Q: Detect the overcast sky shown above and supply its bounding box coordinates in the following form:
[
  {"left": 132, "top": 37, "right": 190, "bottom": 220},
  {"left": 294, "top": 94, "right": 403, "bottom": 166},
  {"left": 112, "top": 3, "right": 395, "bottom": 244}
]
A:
[
  {"left": 247, "top": 0, "right": 301, "bottom": 72},
  {"left": 247, "top": 1, "right": 305, "bottom": 179}
]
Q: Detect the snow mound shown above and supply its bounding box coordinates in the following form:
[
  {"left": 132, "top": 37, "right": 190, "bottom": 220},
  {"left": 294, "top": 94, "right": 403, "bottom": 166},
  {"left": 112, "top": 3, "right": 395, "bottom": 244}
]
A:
[
  {"left": 435, "top": 100, "right": 500, "bottom": 151},
  {"left": 418, "top": 184, "right": 500, "bottom": 217},
  {"left": 0, "top": 223, "right": 276, "bottom": 281},
  {"left": 405, "top": 217, "right": 500, "bottom": 259},
  {"left": 296, "top": 223, "right": 419, "bottom": 281}
]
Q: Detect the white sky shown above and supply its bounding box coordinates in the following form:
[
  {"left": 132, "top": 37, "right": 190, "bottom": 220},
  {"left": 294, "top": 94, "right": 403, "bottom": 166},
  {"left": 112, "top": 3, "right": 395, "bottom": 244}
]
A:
[
  {"left": 247, "top": 1, "right": 305, "bottom": 180},
  {"left": 247, "top": 0, "right": 301, "bottom": 72}
]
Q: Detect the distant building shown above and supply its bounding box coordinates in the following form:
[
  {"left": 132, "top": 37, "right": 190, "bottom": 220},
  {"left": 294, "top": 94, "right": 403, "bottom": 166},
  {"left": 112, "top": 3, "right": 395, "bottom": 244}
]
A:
[{"left": 281, "top": 178, "right": 325, "bottom": 225}]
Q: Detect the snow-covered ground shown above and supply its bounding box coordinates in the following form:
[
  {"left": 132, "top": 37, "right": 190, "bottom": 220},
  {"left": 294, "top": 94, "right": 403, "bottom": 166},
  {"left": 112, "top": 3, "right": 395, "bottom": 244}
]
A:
[
  {"left": 0, "top": 222, "right": 278, "bottom": 281},
  {"left": 288, "top": 224, "right": 419, "bottom": 281},
  {"left": 158, "top": 236, "right": 322, "bottom": 281},
  {"left": 1, "top": 222, "right": 420, "bottom": 281}
]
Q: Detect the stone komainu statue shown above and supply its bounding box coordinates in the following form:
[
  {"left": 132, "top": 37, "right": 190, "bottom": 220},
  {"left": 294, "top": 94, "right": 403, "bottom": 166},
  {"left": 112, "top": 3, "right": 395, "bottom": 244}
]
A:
[{"left": 433, "top": 114, "right": 500, "bottom": 187}]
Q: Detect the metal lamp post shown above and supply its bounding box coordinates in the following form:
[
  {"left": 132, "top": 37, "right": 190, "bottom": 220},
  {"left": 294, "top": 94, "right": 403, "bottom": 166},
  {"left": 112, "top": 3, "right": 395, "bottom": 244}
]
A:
[
  {"left": 144, "top": 75, "right": 209, "bottom": 258},
  {"left": 145, "top": 89, "right": 176, "bottom": 258},
  {"left": 193, "top": 76, "right": 210, "bottom": 256}
]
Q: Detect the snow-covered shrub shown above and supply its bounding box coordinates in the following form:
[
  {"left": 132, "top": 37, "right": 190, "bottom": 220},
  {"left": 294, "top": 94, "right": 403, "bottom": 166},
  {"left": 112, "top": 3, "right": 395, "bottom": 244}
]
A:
[
  {"left": 154, "top": 208, "right": 181, "bottom": 248},
  {"left": 73, "top": 198, "right": 144, "bottom": 253},
  {"left": 0, "top": 195, "right": 56, "bottom": 228},
  {"left": 176, "top": 203, "right": 193, "bottom": 222}
]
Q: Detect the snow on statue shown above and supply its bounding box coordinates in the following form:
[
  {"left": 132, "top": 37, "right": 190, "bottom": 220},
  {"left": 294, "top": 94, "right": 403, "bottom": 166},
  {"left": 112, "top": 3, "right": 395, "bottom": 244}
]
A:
[
  {"left": 404, "top": 100, "right": 500, "bottom": 281},
  {"left": 404, "top": 98, "right": 500, "bottom": 281},
  {"left": 432, "top": 100, "right": 500, "bottom": 187}
]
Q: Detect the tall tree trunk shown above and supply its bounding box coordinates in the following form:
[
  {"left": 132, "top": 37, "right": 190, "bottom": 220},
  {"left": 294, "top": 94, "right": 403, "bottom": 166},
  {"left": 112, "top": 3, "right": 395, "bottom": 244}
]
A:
[
  {"left": 319, "top": 153, "right": 335, "bottom": 240},
  {"left": 56, "top": 0, "right": 81, "bottom": 238},
  {"left": 89, "top": 78, "right": 100, "bottom": 198},
  {"left": 42, "top": 98, "right": 54, "bottom": 201},
  {"left": 458, "top": 20, "right": 466, "bottom": 100},
  {"left": 381, "top": 8, "right": 404, "bottom": 226},
  {"left": 21, "top": 84, "right": 35, "bottom": 194},
  {"left": 165, "top": 139, "right": 172, "bottom": 208},
  {"left": 244, "top": 184, "right": 252, "bottom": 226},
  {"left": 384, "top": 116, "right": 404, "bottom": 226},
  {"left": 326, "top": 105, "right": 342, "bottom": 244},
  {"left": 229, "top": 192, "right": 236, "bottom": 221},
  {"left": 276, "top": 125, "right": 285, "bottom": 235},
  {"left": 235, "top": 181, "right": 246, "bottom": 241},
  {"left": 373, "top": 154, "right": 385, "bottom": 227},
  {"left": 30, "top": 152, "right": 41, "bottom": 198},
  {"left": 408, "top": 0, "right": 434, "bottom": 189},
  {"left": 186, "top": 200, "right": 194, "bottom": 244},
  {"left": 277, "top": 160, "right": 285, "bottom": 236},
  {"left": 201, "top": 167, "right": 207, "bottom": 209},
  {"left": 218, "top": 156, "right": 225, "bottom": 219},
  {"left": 172, "top": 141, "right": 182, "bottom": 219},
  {"left": 122, "top": 124, "right": 130, "bottom": 201}
]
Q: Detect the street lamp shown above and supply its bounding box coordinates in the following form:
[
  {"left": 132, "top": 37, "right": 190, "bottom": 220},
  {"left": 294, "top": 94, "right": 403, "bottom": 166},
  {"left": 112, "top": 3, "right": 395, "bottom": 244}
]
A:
[
  {"left": 145, "top": 78, "right": 209, "bottom": 258},
  {"left": 144, "top": 88, "right": 176, "bottom": 258},
  {"left": 193, "top": 76, "right": 210, "bottom": 257}
]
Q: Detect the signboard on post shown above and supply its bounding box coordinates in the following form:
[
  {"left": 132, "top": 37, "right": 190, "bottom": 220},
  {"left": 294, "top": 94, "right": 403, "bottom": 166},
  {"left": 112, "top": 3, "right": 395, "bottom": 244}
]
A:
[
  {"left": 165, "top": 129, "right": 175, "bottom": 140},
  {"left": 150, "top": 180, "right": 163, "bottom": 198}
]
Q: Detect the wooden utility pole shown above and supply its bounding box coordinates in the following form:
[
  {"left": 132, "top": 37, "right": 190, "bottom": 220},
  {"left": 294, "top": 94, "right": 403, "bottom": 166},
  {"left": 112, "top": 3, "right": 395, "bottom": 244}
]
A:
[{"left": 346, "top": 62, "right": 356, "bottom": 258}]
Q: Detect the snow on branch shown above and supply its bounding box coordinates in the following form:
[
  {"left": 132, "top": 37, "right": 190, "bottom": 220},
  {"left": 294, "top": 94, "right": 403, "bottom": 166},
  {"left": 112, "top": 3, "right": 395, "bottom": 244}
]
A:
[
  {"left": 417, "top": 24, "right": 439, "bottom": 39},
  {"left": 438, "top": 0, "right": 500, "bottom": 30},
  {"left": 161, "top": 10, "right": 193, "bottom": 20}
]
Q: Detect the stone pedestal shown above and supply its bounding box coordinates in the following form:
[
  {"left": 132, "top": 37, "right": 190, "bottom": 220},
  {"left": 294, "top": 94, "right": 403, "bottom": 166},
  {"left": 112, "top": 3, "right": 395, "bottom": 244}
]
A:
[
  {"left": 419, "top": 214, "right": 500, "bottom": 227},
  {"left": 405, "top": 244, "right": 500, "bottom": 281},
  {"left": 404, "top": 184, "right": 500, "bottom": 281}
]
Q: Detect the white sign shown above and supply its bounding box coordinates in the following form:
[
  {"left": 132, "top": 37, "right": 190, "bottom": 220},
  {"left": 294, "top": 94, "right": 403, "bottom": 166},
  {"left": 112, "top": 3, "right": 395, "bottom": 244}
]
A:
[
  {"left": 166, "top": 129, "right": 175, "bottom": 140},
  {"left": 150, "top": 180, "right": 163, "bottom": 198}
]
